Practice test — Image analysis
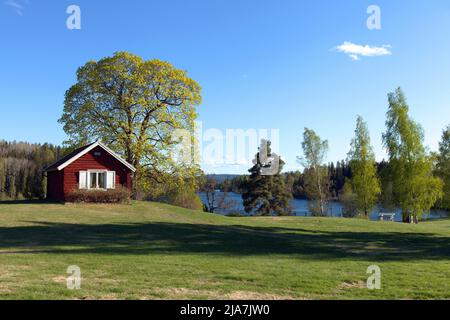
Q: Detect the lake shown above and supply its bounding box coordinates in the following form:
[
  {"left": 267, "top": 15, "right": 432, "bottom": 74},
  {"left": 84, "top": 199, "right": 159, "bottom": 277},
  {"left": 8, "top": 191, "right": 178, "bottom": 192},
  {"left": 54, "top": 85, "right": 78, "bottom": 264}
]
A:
[{"left": 199, "top": 192, "right": 449, "bottom": 222}]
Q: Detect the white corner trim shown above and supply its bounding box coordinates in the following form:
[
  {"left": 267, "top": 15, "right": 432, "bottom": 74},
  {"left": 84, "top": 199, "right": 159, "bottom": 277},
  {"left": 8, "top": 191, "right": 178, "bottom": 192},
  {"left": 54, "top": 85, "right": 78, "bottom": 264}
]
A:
[{"left": 56, "top": 142, "right": 136, "bottom": 172}]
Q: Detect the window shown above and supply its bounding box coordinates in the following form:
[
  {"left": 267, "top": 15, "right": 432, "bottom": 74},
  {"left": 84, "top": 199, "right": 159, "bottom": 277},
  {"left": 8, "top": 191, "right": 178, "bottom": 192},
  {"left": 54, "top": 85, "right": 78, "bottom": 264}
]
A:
[
  {"left": 90, "top": 172, "right": 106, "bottom": 189},
  {"left": 79, "top": 171, "right": 115, "bottom": 190}
]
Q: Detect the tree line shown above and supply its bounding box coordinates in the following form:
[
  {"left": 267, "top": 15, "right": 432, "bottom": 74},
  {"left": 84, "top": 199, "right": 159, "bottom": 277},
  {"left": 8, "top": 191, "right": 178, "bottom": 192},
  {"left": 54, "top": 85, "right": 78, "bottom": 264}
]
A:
[
  {"left": 206, "top": 161, "right": 351, "bottom": 200},
  {"left": 208, "top": 88, "right": 449, "bottom": 223},
  {"left": 0, "top": 141, "right": 63, "bottom": 200}
]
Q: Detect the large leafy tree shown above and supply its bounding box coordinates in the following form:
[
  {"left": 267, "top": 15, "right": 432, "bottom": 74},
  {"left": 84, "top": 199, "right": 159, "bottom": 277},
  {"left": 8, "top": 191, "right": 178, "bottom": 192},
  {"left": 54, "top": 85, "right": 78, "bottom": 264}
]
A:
[
  {"left": 435, "top": 125, "right": 450, "bottom": 209},
  {"left": 347, "top": 116, "right": 381, "bottom": 217},
  {"left": 59, "top": 52, "right": 202, "bottom": 194},
  {"left": 298, "top": 128, "right": 329, "bottom": 216},
  {"left": 241, "top": 140, "right": 291, "bottom": 216},
  {"left": 382, "top": 88, "right": 443, "bottom": 223}
]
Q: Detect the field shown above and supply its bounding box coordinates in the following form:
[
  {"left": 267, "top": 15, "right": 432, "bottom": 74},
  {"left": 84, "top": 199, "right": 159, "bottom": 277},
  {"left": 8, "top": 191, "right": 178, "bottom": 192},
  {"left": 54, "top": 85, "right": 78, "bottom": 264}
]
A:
[{"left": 0, "top": 201, "right": 449, "bottom": 300}]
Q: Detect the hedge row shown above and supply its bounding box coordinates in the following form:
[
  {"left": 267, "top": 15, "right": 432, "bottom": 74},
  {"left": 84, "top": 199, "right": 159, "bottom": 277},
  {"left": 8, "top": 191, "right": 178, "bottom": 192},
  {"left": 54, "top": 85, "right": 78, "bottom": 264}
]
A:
[{"left": 66, "top": 187, "right": 131, "bottom": 203}]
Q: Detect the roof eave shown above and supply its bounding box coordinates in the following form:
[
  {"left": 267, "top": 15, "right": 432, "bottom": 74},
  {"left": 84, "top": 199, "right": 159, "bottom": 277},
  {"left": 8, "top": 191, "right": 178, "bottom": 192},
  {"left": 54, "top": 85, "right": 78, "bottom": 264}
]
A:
[{"left": 53, "top": 142, "right": 136, "bottom": 173}]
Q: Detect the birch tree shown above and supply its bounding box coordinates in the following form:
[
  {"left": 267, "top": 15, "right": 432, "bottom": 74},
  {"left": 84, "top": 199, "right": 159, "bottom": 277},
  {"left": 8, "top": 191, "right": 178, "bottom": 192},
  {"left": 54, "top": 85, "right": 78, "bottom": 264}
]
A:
[
  {"left": 298, "top": 128, "right": 329, "bottom": 216},
  {"left": 382, "top": 88, "right": 443, "bottom": 223},
  {"left": 347, "top": 116, "right": 381, "bottom": 217}
]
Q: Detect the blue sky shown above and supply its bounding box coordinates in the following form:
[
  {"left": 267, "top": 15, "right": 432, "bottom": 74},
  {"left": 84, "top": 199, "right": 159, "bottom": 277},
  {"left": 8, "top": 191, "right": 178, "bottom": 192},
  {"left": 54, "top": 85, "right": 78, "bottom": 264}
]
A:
[{"left": 1, "top": 0, "right": 450, "bottom": 174}]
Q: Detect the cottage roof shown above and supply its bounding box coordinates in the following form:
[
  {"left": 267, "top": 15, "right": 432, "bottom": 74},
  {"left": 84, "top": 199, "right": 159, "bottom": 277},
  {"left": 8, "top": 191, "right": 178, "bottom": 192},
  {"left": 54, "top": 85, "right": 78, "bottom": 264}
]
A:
[{"left": 44, "top": 141, "right": 136, "bottom": 172}]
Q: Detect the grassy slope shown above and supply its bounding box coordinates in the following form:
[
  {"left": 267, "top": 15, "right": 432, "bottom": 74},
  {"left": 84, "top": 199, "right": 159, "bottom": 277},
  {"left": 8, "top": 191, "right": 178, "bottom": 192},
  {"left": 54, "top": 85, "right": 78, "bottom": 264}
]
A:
[{"left": 0, "top": 201, "right": 449, "bottom": 300}]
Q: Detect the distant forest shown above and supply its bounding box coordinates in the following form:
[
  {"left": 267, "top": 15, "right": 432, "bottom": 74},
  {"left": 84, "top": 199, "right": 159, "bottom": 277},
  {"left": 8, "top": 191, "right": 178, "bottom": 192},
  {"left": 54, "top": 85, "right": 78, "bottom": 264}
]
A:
[
  {"left": 0, "top": 141, "right": 65, "bottom": 200},
  {"left": 205, "top": 161, "right": 355, "bottom": 200},
  {"left": 204, "top": 158, "right": 448, "bottom": 211}
]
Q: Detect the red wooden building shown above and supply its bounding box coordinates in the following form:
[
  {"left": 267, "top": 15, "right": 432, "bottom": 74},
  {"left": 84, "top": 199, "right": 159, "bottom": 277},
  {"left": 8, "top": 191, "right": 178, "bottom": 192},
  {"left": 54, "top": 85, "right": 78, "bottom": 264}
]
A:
[{"left": 44, "top": 141, "right": 136, "bottom": 202}]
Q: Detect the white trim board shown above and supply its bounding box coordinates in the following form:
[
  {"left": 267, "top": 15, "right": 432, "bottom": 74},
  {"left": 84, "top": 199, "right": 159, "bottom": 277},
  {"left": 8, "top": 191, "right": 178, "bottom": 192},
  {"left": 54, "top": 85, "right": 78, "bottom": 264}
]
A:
[{"left": 56, "top": 141, "right": 136, "bottom": 172}]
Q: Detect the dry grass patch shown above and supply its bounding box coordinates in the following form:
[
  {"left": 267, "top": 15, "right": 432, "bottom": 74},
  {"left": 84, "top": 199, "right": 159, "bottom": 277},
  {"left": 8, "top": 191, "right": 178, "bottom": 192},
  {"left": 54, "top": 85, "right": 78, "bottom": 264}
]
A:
[{"left": 153, "top": 287, "right": 298, "bottom": 300}]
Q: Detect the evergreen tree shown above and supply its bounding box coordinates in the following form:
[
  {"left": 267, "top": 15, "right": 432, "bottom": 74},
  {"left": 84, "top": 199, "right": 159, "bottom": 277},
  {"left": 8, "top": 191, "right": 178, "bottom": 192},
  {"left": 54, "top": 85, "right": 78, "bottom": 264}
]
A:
[
  {"left": 347, "top": 116, "right": 381, "bottom": 217},
  {"left": 382, "top": 88, "right": 443, "bottom": 223},
  {"left": 241, "top": 140, "right": 291, "bottom": 216}
]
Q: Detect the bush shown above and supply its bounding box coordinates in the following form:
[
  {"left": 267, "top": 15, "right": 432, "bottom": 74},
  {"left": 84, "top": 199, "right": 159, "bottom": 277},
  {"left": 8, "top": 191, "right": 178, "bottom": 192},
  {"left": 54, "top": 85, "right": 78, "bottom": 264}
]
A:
[
  {"left": 308, "top": 200, "right": 328, "bottom": 217},
  {"left": 341, "top": 191, "right": 359, "bottom": 218},
  {"left": 340, "top": 182, "right": 361, "bottom": 218},
  {"left": 167, "top": 188, "right": 203, "bottom": 211},
  {"left": 66, "top": 187, "right": 131, "bottom": 204}
]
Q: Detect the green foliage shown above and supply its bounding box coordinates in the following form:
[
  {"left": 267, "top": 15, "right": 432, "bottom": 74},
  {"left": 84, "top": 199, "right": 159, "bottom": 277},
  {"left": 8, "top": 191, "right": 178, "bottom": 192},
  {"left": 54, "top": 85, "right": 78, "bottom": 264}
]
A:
[
  {"left": 66, "top": 187, "right": 131, "bottom": 204},
  {"left": 167, "top": 187, "right": 204, "bottom": 211},
  {"left": 378, "top": 160, "right": 396, "bottom": 211},
  {"left": 298, "top": 128, "right": 329, "bottom": 216},
  {"left": 340, "top": 181, "right": 359, "bottom": 218},
  {"left": 205, "top": 163, "right": 352, "bottom": 203},
  {"left": 382, "top": 88, "right": 443, "bottom": 222},
  {"left": 435, "top": 125, "right": 450, "bottom": 209},
  {"left": 59, "top": 52, "right": 203, "bottom": 196},
  {"left": 241, "top": 140, "right": 292, "bottom": 216},
  {"left": 347, "top": 116, "right": 381, "bottom": 216}
]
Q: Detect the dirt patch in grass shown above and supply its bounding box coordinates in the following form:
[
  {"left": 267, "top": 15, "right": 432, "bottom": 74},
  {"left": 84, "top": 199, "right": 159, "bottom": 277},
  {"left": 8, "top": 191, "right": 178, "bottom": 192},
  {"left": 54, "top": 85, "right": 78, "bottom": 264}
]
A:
[
  {"left": 52, "top": 276, "right": 67, "bottom": 284},
  {"left": 154, "top": 287, "right": 297, "bottom": 300},
  {"left": 337, "top": 281, "right": 367, "bottom": 290},
  {"left": 0, "top": 284, "right": 13, "bottom": 294},
  {"left": 224, "top": 290, "right": 297, "bottom": 300}
]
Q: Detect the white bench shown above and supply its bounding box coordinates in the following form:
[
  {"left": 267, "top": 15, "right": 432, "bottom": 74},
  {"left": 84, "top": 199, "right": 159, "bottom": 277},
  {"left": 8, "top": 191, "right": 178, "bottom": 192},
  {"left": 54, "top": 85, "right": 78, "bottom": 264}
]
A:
[{"left": 379, "top": 213, "right": 396, "bottom": 222}]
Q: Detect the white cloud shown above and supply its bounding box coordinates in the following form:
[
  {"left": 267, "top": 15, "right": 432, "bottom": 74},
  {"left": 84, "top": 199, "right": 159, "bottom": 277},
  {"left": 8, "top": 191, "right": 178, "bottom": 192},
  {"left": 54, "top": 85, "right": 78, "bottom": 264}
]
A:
[
  {"left": 4, "top": 0, "right": 25, "bottom": 16},
  {"left": 335, "top": 41, "right": 392, "bottom": 60}
]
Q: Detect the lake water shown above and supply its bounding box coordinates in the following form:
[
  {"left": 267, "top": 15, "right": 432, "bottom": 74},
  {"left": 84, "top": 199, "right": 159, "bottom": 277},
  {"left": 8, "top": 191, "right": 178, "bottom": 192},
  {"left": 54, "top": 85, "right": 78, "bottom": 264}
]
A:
[{"left": 199, "top": 192, "right": 449, "bottom": 222}]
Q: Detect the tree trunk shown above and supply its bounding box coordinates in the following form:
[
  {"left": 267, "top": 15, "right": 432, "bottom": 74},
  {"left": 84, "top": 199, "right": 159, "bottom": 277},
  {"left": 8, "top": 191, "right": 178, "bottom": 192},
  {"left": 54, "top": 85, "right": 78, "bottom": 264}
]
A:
[
  {"left": 131, "top": 160, "right": 140, "bottom": 200},
  {"left": 315, "top": 168, "right": 325, "bottom": 216},
  {"left": 402, "top": 213, "right": 410, "bottom": 223}
]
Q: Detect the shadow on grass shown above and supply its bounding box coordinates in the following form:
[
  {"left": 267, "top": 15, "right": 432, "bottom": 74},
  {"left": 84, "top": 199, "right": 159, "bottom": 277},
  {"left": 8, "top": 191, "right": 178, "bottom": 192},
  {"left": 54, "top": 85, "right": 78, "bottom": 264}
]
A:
[
  {"left": 0, "top": 200, "right": 63, "bottom": 205},
  {"left": 0, "top": 221, "right": 449, "bottom": 261}
]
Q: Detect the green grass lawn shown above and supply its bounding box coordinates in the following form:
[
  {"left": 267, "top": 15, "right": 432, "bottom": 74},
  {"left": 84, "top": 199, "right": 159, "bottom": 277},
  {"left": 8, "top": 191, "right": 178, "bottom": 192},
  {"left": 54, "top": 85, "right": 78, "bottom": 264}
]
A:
[{"left": 0, "top": 201, "right": 449, "bottom": 300}]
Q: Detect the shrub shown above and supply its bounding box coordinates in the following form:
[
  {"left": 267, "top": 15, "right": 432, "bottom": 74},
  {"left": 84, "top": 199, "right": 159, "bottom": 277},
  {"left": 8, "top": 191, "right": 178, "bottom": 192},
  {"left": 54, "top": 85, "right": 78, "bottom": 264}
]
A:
[
  {"left": 340, "top": 182, "right": 361, "bottom": 218},
  {"left": 308, "top": 200, "right": 328, "bottom": 217},
  {"left": 167, "top": 188, "right": 203, "bottom": 211},
  {"left": 341, "top": 191, "right": 359, "bottom": 218},
  {"left": 66, "top": 187, "right": 131, "bottom": 204}
]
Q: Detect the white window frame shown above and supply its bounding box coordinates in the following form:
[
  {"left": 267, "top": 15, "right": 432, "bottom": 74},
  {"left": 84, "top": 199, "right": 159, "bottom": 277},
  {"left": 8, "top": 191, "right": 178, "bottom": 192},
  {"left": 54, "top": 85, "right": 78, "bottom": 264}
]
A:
[
  {"left": 87, "top": 170, "right": 108, "bottom": 190},
  {"left": 79, "top": 170, "right": 116, "bottom": 190}
]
